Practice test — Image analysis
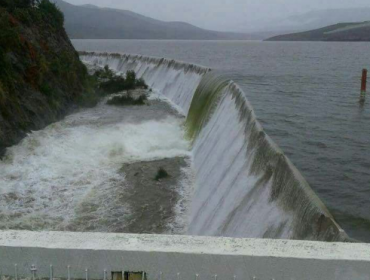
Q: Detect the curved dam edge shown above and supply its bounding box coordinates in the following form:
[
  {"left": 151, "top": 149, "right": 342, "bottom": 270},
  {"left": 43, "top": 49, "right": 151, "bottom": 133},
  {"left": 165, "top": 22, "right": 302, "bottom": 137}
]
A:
[
  {"left": 79, "top": 52, "right": 350, "bottom": 242},
  {"left": 79, "top": 51, "right": 210, "bottom": 115}
]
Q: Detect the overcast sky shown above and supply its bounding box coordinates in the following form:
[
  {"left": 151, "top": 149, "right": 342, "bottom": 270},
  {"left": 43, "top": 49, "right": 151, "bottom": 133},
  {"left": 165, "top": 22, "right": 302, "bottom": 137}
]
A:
[{"left": 63, "top": 0, "right": 370, "bottom": 32}]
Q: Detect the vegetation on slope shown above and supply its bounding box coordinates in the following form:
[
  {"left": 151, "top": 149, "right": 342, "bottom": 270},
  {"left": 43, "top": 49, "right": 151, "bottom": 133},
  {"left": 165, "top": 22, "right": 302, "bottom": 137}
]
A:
[
  {"left": 0, "top": 0, "right": 93, "bottom": 156},
  {"left": 266, "top": 21, "right": 370, "bottom": 42},
  {"left": 0, "top": 1, "right": 151, "bottom": 156}
]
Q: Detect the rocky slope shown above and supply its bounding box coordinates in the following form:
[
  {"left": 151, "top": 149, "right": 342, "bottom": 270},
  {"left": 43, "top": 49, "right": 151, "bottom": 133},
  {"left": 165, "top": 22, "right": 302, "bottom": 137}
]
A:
[{"left": 0, "top": 0, "right": 91, "bottom": 157}]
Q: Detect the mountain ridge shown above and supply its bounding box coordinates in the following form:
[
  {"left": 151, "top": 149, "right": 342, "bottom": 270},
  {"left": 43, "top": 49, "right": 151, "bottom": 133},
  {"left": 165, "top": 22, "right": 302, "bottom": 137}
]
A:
[
  {"left": 254, "top": 7, "right": 370, "bottom": 34},
  {"left": 266, "top": 21, "right": 370, "bottom": 41},
  {"left": 53, "top": 0, "right": 253, "bottom": 40}
]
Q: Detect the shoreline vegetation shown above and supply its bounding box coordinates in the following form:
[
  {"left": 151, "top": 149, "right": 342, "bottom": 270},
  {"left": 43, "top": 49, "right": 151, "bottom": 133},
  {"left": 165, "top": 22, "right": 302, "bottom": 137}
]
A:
[
  {"left": 95, "top": 66, "right": 148, "bottom": 93},
  {"left": 93, "top": 65, "right": 150, "bottom": 106}
]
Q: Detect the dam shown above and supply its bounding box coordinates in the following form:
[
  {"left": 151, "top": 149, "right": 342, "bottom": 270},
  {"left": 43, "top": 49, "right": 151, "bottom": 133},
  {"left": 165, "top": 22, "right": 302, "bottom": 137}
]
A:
[
  {"left": 0, "top": 52, "right": 369, "bottom": 279},
  {"left": 78, "top": 52, "right": 347, "bottom": 241}
]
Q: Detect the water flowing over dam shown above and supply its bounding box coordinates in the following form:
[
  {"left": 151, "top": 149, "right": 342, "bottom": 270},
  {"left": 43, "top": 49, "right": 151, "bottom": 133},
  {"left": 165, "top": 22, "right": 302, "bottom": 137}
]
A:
[{"left": 80, "top": 52, "right": 350, "bottom": 242}]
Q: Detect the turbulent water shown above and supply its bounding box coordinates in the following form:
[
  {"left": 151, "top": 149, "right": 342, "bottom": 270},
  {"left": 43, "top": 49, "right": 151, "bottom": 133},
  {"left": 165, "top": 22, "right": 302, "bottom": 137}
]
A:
[
  {"left": 74, "top": 40, "right": 370, "bottom": 242},
  {"left": 81, "top": 52, "right": 349, "bottom": 241},
  {"left": 1, "top": 45, "right": 365, "bottom": 241},
  {"left": 0, "top": 95, "right": 192, "bottom": 232}
]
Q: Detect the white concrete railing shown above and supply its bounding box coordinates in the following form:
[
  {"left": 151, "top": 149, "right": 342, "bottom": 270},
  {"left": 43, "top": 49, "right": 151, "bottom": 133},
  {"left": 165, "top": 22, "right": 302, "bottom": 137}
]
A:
[{"left": 0, "top": 231, "right": 369, "bottom": 280}]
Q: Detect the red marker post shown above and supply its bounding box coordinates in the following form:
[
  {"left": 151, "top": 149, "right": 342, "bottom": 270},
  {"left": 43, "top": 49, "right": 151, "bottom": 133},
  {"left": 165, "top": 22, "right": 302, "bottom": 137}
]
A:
[{"left": 360, "top": 69, "right": 367, "bottom": 104}]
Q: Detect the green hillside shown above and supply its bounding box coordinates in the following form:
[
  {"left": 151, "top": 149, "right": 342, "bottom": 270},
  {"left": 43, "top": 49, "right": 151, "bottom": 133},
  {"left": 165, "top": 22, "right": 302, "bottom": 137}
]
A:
[
  {"left": 0, "top": 0, "right": 91, "bottom": 156},
  {"left": 266, "top": 21, "right": 370, "bottom": 41}
]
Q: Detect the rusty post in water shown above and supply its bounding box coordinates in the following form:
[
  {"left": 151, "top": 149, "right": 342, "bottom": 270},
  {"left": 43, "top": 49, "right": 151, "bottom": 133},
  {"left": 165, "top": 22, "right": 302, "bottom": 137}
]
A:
[{"left": 360, "top": 69, "right": 367, "bottom": 104}]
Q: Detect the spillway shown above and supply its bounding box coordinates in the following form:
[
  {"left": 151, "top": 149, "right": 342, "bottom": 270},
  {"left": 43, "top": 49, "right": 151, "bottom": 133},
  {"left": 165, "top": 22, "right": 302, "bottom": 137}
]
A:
[{"left": 80, "top": 52, "right": 350, "bottom": 241}]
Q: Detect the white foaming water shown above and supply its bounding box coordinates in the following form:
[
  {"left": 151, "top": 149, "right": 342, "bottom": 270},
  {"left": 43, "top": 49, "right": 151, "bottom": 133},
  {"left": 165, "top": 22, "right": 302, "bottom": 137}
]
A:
[
  {"left": 80, "top": 53, "right": 348, "bottom": 241},
  {"left": 167, "top": 158, "right": 196, "bottom": 234},
  {"left": 188, "top": 92, "right": 293, "bottom": 238},
  {"left": 0, "top": 100, "right": 190, "bottom": 230}
]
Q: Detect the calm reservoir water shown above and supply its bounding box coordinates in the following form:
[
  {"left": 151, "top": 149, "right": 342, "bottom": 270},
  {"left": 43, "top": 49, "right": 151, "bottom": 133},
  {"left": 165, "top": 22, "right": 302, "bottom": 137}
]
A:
[{"left": 73, "top": 40, "right": 370, "bottom": 242}]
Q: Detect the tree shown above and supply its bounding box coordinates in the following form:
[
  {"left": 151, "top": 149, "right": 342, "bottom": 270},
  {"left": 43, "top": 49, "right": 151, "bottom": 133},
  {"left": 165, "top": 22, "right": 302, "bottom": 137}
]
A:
[{"left": 0, "top": 0, "right": 39, "bottom": 8}]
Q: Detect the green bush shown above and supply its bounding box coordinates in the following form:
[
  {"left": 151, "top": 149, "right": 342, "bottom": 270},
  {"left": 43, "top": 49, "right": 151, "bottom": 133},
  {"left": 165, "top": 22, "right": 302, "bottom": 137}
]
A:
[
  {"left": 0, "top": 1, "right": 63, "bottom": 28},
  {"left": 0, "top": 13, "right": 19, "bottom": 93},
  {"left": 94, "top": 65, "right": 113, "bottom": 79},
  {"left": 76, "top": 73, "right": 103, "bottom": 108},
  {"left": 0, "top": 49, "right": 10, "bottom": 76},
  {"left": 98, "top": 68, "right": 149, "bottom": 94},
  {"left": 100, "top": 76, "right": 129, "bottom": 93},
  {"left": 136, "top": 78, "right": 148, "bottom": 89},
  {"left": 1, "top": 0, "right": 40, "bottom": 10},
  {"left": 1, "top": 0, "right": 26, "bottom": 9},
  {"left": 106, "top": 92, "right": 147, "bottom": 106},
  {"left": 38, "top": 0, "right": 64, "bottom": 28},
  {"left": 154, "top": 167, "right": 169, "bottom": 181},
  {"left": 125, "top": 70, "right": 136, "bottom": 88},
  {"left": 14, "top": 8, "right": 33, "bottom": 25},
  {"left": 0, "top": 13, "right": 21, "bottom": 51},
  {"left": 39, "top": 82, "right": 53, "bottom": 97},
  {"left": 76, "top": 90, "right": 100, "bottom": 108}
]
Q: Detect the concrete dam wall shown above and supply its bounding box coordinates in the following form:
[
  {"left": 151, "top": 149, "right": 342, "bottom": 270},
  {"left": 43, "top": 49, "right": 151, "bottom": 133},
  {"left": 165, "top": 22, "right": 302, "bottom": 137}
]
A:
[
  {"left": 80, "top": 52, "right": 349, "bottom": 242},
  {"left": 0, "top": 52, "right": 368, "bottom": 280}
]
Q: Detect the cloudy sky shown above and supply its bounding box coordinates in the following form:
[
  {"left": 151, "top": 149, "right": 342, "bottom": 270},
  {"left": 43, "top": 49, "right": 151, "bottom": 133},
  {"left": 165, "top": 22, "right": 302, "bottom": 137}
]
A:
[{"left": 63, "top": 0, "right": 370, "bottom": 32}]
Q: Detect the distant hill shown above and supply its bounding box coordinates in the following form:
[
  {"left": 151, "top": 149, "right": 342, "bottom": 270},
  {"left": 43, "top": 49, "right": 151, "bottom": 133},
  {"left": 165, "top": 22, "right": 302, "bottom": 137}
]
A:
[
  {"left": 53, "top": 0, "right": 252, "bottom": 40},
  {"left": 266, "top": 21, "right": 370, "bottom": 42},
  {"left": 255, "top": 8, "right": 370, "bottom": 35}
]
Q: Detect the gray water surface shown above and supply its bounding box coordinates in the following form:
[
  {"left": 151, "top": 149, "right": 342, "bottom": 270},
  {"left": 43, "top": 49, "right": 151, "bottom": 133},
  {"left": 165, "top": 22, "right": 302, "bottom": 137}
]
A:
[{"left": 73, "top": 40, "right": 370, "bottom": 242}]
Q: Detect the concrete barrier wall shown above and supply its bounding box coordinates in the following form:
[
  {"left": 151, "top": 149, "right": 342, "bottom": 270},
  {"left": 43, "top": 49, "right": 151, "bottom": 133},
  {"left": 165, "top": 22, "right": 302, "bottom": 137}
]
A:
[{"left": 0, "top": 231, "right": 369, "bottom": 280}]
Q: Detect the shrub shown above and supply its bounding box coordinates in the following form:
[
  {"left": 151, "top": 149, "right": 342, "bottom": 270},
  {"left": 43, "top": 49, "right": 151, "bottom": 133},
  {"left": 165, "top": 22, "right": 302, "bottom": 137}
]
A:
[
  {"left": 1, "top": 0, "right": 43, "bottom": 10},
  {"left": 94, "top": 65, "right": 114, "bottom": 80},
  {"left": 1, "top": 0, "right": 30, "bottom": 9},
  {"left": 126, "top": 70, "right": 136, "bottom": 81},
  {"left": 38, "top": 0, "right": 64, "bottom": 28},
  {"left": 154, "top": 167, "right": 169, "bottom": 181},
  {"left": 76, "top": 90, "right": 100, "bottom": 108},
  {"left": 39, "top": 82, "right": 53, "bottom": 96},
  {"left": 100, "top": 76, "right": 128, "bottom": 93},
  {"left": 125, "top": 70, "right": 136, "bottom": 89},
  {"left": 136, "top": 78, "right": 148, "bottom": 89},
  {"left": 13, "top": 8, "right": 32, "bottom": 25},
  {"left": 0, "top": 81, "right": 7, "bottom": 106},
  {"left": 106, "top": 92, "right": 147, "bottom": 106},
  {"left": 0, "top": 13, "right": 21, "bottom": 51},
  {"left": 98, "top": 69, "right": 149, "bottom": 94}
]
